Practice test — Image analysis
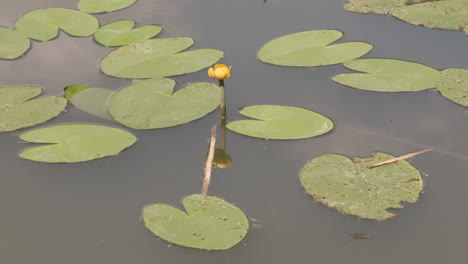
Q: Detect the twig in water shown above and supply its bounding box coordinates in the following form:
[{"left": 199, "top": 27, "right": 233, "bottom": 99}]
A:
[
  {"left": 202, "top": 125, "right": 217, "bottom": 195},
  {"left": 368, "top": 148, "right": 433, "bottom": 168}
]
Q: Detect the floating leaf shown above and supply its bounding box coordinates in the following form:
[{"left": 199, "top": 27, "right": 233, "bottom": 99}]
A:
[
  {"left": 15, "top": 8, "right": 99, "bottom": 41},
  {"left": 0, "top": 27, "right": 30, "bottom": 59},
  {"left": 332, "top": 58, "right": 440, "bottom": 92},
  {"left": 344, "top": 0, "right": 407, "bottom": 14},
  {"left": 0, "top": 86, "right": 66, "bottom": 132},
  {"left": 142, "top": 194, "right": 249, "bottom": 250},
  {"left": 66, "top": 86, "right": 114, "bottom": 120},
  {"left": 434, "top": 68, "right": 468, "bottom": 107},
  {"left": 299, "top": 152, "right": 423, "bottom": 220},
  {"left": 257, "top": 30, "right": 372, "bottom": 67},
  {"left": 109, "top": 78, "right": 221, "bottom": 129},
  {"left": 78, "top": 0, "right": 136, "bottom": 13},
  {"left": 100, "top": 38, "right": 224, "bottom": 79},
  {"left": 19, "top": 124, "right": 136, "bottom": 163},
  {"left": 94, "top": 20, "right": 162, "bottom": 47},
  {"left": 226, "top": 105, "right": 333, "bottom": 140},
  {"left": 391, "top": 0, "right": 468, "bottom": 31}
]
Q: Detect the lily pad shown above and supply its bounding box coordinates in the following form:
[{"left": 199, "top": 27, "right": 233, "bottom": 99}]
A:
[
  {"left": 19, "top": 124, "right": 137, "bottom": 163},
  {"left": 15, "top": 8, "right": 99, "bottom": 41},
  {"left": 434, "top": 68, "right": 468, "bottom": 107},
  {"left": 226, "top": 105, "right": 334, "bottom": 140},
  {"left": 100, "top": 38, "right": 224, "bottom": 79},
  {"left": 299, "top": 152, "right": 423, "bottom": 220},
  {"left": 0, "top": 86, "right": 67, "bottom": 132},
  {"left": 109, "top": 78, "right": 221, "bottom": 129},
  {"left": 0, "top": 27, "right": 30, "bottom": 59},
  {"left": 142, "top": 194, "right": 249, "bottom": 250},
  {"left": 78, "top": 0, "right": 136, "bottom": 13},
  {"left": 94, "top": 20, "right": 162, "bottom": 47},
  {"left": 332, "top": 58, "right": 440, "bottom": 92},
  {"left": 65, "top": 85, "right": 114, "bottom": 120},
  {"left": 344, "top": 0, "right": 408, "bottom": 14},
  {"left": 257, "top": 30, "right": 373, "bottom": 67},
  {"left": 391, "top": 0, "right": 468, "bottom": 31}
]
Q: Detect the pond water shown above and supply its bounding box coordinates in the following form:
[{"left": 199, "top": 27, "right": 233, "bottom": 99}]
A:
[{"left": 1, "top": 0, "right": 467, "bottom": 263}]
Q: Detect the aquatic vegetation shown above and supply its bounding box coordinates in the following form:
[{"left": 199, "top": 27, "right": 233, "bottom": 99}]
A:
[
  {"left": 208, "top": 64, "right": 232, "bottom": 80},
  {"left": 434, "top": 68, "right": 468, "bottom": 107},
  {"left": 18, "top": 124, "right": 137, "bottom": 163},
  {"left": 299, "top": 152, "right": 423, "bottom": 220},
  {"left": 227, "top": 105, "right": 334, "bottom": 140},
  {"left": 143, "top": 194, "right": 249, "bottom": 250},
  {"left": 15, "top": 8, "right": 99, "bottom": 41},
  {"left": 0, "top": 27, "right": 30, "bottom": 59},
  {"left": 94, "top": 20, "right": 162, "bottom": 47},
  {"left": 257, "top": 30, "right": 372, "bottom": 67},
  {"left": 65, "top": 85, "right": 114, "bottom": 120},
  {"left": 0, "top": 86, "right": 66, "bottom": 132},
  {"left": 78, "top": 0, "right": 136, "bottom": 13}
]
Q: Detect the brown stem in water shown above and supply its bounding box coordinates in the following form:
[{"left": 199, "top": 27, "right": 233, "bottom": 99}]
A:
[{"left": 202, "top": 125, "right": 217, "bottom": 195}]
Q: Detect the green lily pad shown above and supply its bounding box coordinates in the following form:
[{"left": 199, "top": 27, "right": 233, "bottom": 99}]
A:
[
  {"left": 19, "top": 124, "right": 137, "bottom": 163},
  {"left": 344, "top": 0, "right": 407, "bottom": 14},
  {"left": 0, "top": 86, "right": 67, "bottom": 132},
  {"left": 434, "top": 68, "right": 468, "bottom": 107},
  {"left": 332, "top": 58, "right": 440, "bottom": 92},
  {"left": 257, "top": 30, "right": 373, "bottom": 67},
  {"left": 142, "top": 194, "right": 249, "bottom": 250},
  {"left": 391, "top": 0, "right": 468, "bottom": 31},
  {"left": 78, "top": 0, "right": 136, "bottom": 13},
  {"left": 15, "top": 8, "right": 99, "bottom": 41},
  {"left": 0, "top": 27, "right": 30, "bottom": 59},
  {"left": 100, "top": 38, "right": 224, "bottom": 79},
  {"left": 226, "top": 105, "right": 334, "bottom": 140},
  {"left": 109, "top": 78, "right": 221, "bottom": 129},
  {"left": 94, "top": 20, "right": 162, "bottom": 47},
  {"left": 299, "top": 152, "right": 423, "bottom": 220},
  {"left": 65, "top": 85, "right": 114, "bottom": 120}
]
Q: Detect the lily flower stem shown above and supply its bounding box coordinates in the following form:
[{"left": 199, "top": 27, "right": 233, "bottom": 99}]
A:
[{"left": 219, "top": 79, "right": 227, "bottom": 120}]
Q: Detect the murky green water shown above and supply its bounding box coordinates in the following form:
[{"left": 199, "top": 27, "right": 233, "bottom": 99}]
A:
[{"left": 0, "top": 0, "right": 467, "bottom": 263}]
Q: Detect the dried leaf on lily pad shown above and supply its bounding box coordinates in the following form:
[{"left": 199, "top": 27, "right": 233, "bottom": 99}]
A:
[
  {"left": 94, "top": 20, "right": 162, "bottom": 47},
  {"left": 299, "top": 152, "right": 423, "bottom": 220},
  {"left": 65, "top": 85, "right": 114, "bottom": 120},
  {"left": 257, "top": 30, "right": 372, "bottom": 67},
  {"left": 0, "top": 86, "right": 66, "bottom": 132},
  {"left": 344, "top": 0, "right": 407, "bottom": 14},
  {"left": 434, "top": 68, "right": 468, "bottom": 107},
  {"left": 78, "top": 0, "right": 136, "bottom": 13},
  {"left": 100, "top": 38, "right": 224, "bottom": 79},
  {"left": 19, "top": 124, "right": 137, "bottom": 163},
  {"left": 332, "top": 58, "right": 440, "bottom": 92},
  {"left": 226, "top": 105, "right": 333, "bottom": 140},
  {"left": 391, "top": 0, "right": 468, "bottom": 31},
  {"left": 110, "top": 78, "right": 221, "bottom": 129},
  {"left": 15, "top": 8, "right": 99, "bottom": 41},
  {"left": 142, "top": 194, "right": 249, "bottom": 250},
  {"left": 0, "top": 27, "right": 30, "bottom": 59}
]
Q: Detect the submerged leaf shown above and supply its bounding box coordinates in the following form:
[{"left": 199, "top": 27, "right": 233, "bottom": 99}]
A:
[
  {"left": 15, "top": 8, "right": 99, "bottom": 41},
  {"left": 332, "top": 58, "right": 440, "bottom": 92},
  {"left": 68, "top": 86, "right": 114, "bottom": 120},
  {"left": 0, "top": 86, "right": 66, "bottom": 132},
  {"left": 344, "top": 0, "right": 408, "bottom": 14},
  {"left": 434, "top": 68, "right": 468, "bottom": 107},
  {"left": 19, "top": 124, "right": 137, "bottom": 163},
  {"left": 299, "top": 152, "right": 423, "bottom": 220},
  {"left": 109, "top": 78, "right": 221, "bottom": 129},
  {"left": 100, "top": 38, "right": 224, "bottom": 79},
  {"left": 64, "top": 85, "right": 89, "bottom": 101},
  {"left": 257, "top": 30, "right": 372, "bottom": 67},
  {"left": 0, "top": 27, "right": 30, "bottom": 59},
  {"left": 143, "top": 194, "right": 249, "bottom": 250},
  {"left": 391, "top": 0, "right": 468, "bottom": 31},
  {"left": 227, "top": 105, "right": 334, "bottom": 139},
  {"left": 94, "top": 20, "right": 162, "bottom": 47},
  {"left": 78, "top": 0, "right": 136, "bottom": 13}
]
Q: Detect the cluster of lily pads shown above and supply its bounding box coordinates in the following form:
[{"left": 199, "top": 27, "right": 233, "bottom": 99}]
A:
[
  {"left": 344, "top": 0, "right": 468, "bottom": 36},
  {"left": 0, "top": 0, "right": 465, "bottom": 252}
]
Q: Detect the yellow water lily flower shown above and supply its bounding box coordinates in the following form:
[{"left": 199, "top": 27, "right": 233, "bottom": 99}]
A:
[{"left": 208, "top": 64, "right": 232, "bottom": 80}]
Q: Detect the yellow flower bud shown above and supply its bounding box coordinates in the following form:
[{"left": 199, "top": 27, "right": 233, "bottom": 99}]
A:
[{"left": 208, "top": 64, "right": 232, "bottom": 80}]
